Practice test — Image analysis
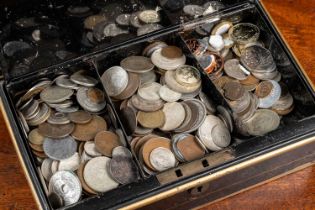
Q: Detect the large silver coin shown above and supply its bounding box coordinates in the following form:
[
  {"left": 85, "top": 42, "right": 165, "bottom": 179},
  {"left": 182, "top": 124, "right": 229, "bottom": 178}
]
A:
[
  {"left": 159, "top": 85, "right": 182, "bottom": 102},
  {"left": 101, "top": 66, "right": 128, "bottom": 97},
  {"left": 40, "top": 86, "right": 74, "bottom": 104},
  {"left": 159, "top": 102, "right": 185, "bottom": 131},
  {"left": 70, "top": 72, "right": 98, "bottom": 87},
  {"left": 109, "top": 156, "right": 139, "bottom": 184},
  {"left": 211, "top": 124, "right": 231, "bottom": 148},
  {"left": 48, "top": 171, "right": 82, "bottom": 206},
  {"left": 58, "top": 152, "right": 80, "bottom": 172},
  {"left": 43, "top": 136, "right": 77, "bottom": 160},
  {"left": 149, "top": 147, "right": 176, "bottom": 172}
]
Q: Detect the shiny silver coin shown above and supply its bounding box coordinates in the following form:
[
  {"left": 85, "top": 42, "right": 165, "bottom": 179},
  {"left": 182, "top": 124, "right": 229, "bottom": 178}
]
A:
[
  {"left": 198, "top": 92, "right": 216, "bottom": 114},
  {"left": 70, "top": 72, "right": 98, "bottom": 87},
  {"left": 20, "top": 98, "right": 39, "bottom": 120},
  {"left": 120, "top": 56, "right": 154, "bottom": 73},
  {"left": 109, "top": 156, "right": 139, "bottom": 184},
  {"left": 48, "top": 171, "right": 82, "bottom": 206},
  {"left": 130, "top": 12, "right": 144, "bottom": 28},
  {"left": 40, "top": 86, "right": 74, "bottom": 104},
  {"left": 138, "top": 10, "right": 161, "bottom": 24},
  {"left": 159, "top": 85, "right": 182, "bottom": 102},
  {"left": 101, "top": 66, "right": 128, "bottom": 97},
  {"left": 76, "top": 88, "right": 106, "bottom": 112},
  {"left": 48, "top": 100, "right": 73, "bottom": 109},
  {"left": 112, "top": 146, "right": 133, "bottom": 158},
  {"left": 47, "top": 112, "right": 70, "bottom": 125},
  {"left": 43, "top": 136, "right": 77, "bottom": 160},
  {"left": 258, "top": 80, "right": 282, "bottom": 109},
  {"left": 137, "top": 24, "right": 163, "bottom": 36},
  {"left": 116, "top": 13, "right": 131, "bottom": 26},
  {"left": 149, "top": 147, "right": 177, "bottom": 172},
  {"left": 229, "top": 23, "right": 260, "bottom": 45},
  {"left": 27, "top": 103, "right": 51, "bottom": 126},
  {"left": 56, "top": 77, "right": 79, "bottom": 90},
  {"left": 103, "top": 23, "right": 129, "bottom": 37},
  {"left": 180, "top": 86, "right": 201, "bottom": 100},
  {"left": 183, "top": 5, "right": 204, "bottom": 17},
  {"left": 55, "top": 106, "right": 79, "bottom": 113}
]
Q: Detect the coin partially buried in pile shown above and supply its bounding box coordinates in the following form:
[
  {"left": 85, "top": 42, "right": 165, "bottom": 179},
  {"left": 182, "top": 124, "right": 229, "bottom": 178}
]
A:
[{"left": 16, "top": 69, "right": 139, "bottom": 207}]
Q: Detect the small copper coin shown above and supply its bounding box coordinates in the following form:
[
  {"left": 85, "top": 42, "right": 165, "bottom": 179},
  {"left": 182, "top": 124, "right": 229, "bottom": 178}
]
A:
[
  {"left": 176, "top": 135, "right": 206, "bottom": 161},
  {"left": 28, "top": 128, "right": 45, "bottom": 145},
  {"left": 137, "top": 110, "right": 165, "bottom": 129},
  {"left": 255, "top": 81, "right": 273, "bottom": 98},
  {"left": 87, "top": 88, "right": 105, "bottom": 103},
  {"left": 161, "top": 46, "right": 183, "bottom": 59},
  {"left": 94, "top": 131, "right": 122, "bottom": 157},
  {"left": 223, "top": 82, "right": 245, "bottom": 101},
  {"left": 68, "top": 111, "right": 92, "bottom": 124},
  {"left": 38, "top": 122, "right": 75, "bottom": 139},
  {"left": 71, "top": 115, "right": 107, "bottom": 141}
]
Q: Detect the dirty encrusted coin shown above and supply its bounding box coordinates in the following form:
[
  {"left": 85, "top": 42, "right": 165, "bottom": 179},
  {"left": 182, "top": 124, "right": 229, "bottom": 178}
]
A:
[
  {"left": 43, "top": 136, "right": 77, "bottom": 160},
  {"left": 229, "top": 23, "right": 260, "bottom": 45},
  {"left": 149, "top": 147, "right": 176, "bottom": 172},
  {"left": 39, "top": 122, "right": 74, "bottom": 139},
  {"left": 109, "top": 156, "right": 139, "bottom": 184},
  {"left": 40, "top": 86, "right": 74, "bottom": 104},
  {"left": 101, "top": 66, "right": 129, "bottom": 97}
]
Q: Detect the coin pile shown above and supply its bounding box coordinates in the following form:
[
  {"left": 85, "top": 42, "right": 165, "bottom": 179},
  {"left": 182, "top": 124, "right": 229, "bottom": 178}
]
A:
[
  {"left": 183, "top": 21, "right": 295, "bottom": 136},
  {"left": 101, "top": 42, "right": 232, "bottom": 174},
  {"left": 182, "top": 1, "right": 225, "bottom": 18},
  {"left": 16, "top": 70, "right": 138, "bottom": 207}
]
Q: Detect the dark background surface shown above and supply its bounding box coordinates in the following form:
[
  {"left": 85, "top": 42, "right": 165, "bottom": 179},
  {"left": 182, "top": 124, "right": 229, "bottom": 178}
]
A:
[{"left": 0, "top": 0, "right": 314, "bottom": 209}]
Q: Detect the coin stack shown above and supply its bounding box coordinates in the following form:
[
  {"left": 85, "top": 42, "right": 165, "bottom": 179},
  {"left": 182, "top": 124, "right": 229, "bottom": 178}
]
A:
[
  {"left": 101, "top": 42, "right": 232, "bottom": 174},
  {"left": 183, "top": 20, "right": 295, "bottom": 136},
  {"left": 16, "top": 70, "right": 138, "bottom": 207}
]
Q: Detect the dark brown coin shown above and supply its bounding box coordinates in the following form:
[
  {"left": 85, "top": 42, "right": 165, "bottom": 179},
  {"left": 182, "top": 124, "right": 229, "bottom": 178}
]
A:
[
  {"left": 255, "top": 81, "right": 273, "bottom": 98},
  {"left": 38, "top": 122, "right": 75, "bottom": 139},
  {"left": 119, "top": 107, "right": 137, "bottom": 135},
  {"left": 71, "top": 115, "right": 107, "bottom": 141},
  {"left": 48, "top": 192, "right": 64, "bottom": 209},
  {"left": 87, "top": 88, "right": 105, "bottom": 103},
  {"left": 68, "top": 111, "right": 92, "bottom": 124},
  {"left": 94, "top": 131, "right": 121, "bottom": 157},
  {"left": 109, "top": 156, "right": 139, "bottom": 184},
  {"left": 223, "top": 82, "right": 245, "bottom": 101},
  {"left": 161, "top": 46, "right": 183, "bottom": 59},
  {"left": 176, "top": 135, "right": 206, "bottom": 162}
]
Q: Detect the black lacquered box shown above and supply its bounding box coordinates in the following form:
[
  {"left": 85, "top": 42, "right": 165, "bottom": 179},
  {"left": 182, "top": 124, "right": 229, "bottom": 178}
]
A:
[{"left": 0, "top": 0, "right": 314, "bottom": 210}]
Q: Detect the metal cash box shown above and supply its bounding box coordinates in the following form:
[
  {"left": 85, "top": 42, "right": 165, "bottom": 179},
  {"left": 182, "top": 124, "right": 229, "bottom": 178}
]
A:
[{"left": 0, "top": 0, "right": 314, "bottom": 209}]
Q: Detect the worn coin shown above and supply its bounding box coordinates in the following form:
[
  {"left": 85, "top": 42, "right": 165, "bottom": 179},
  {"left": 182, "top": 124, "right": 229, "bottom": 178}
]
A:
[
  {"left": 130, "top": 12, "right": 144, "bottom": 28},
  {"left": 158, "top": 85, "right": 182, "bottom": 102},
  {"left": 101, "top": 66, "right": 129, "bottom": 97},
  {"left": 70, "top": 72, "right": 98, "bottom": 87},
  {"left": 138, "top": 10, "right": 161, "bottom": 23},
  {"left": 40, "top": 86, "right": 74, "bottom": 104},
  {"left": 109, "top": 156, "right": 139, "bottom": 184},
  {"left": 139, "top": 70, "right": 157, "bottom": 85},
  {"left": 161, "top": 46, "right": 183, "bottom": 59},
  {"left": 58, "top": 152, "right": 80, "bottom": 172},
  {"left": 20, "top": 99, "right": 39, "bottom": 120},
  {"left": 164, "top": 70, "right": 200, "bottom": 94},
  {"left": 121, "top": 56, "right": 154, "bottom": 73},
  {"left": 43, "top": 136, "right": 77, "bottom": 160},
  {"left": 77, "top": 87, "right": 106, "bottom": 112},
  {"left": 29, "top": 128, "right": 45, "bottom": 145},
  {"left": 113, "top": 72, "right": 140, "bottom": 100},
  {"left": 84, "top": 141, "right": 102, "bottom": 157},
  {"left": 83, "top": 156, "right": 119, "bottom": 193},
  {"left": 198, "top": 92, "right": 216, "bottom": 114},
  {"left": 149, "top": 147, "right": 176, "bottom": 172},
  {"left": 47, "top": 112, "right": 70, "bottom": 125},
  {"left": 27, "top": 103, "right": 51, "bottom": 126},
  {"left": 94, "top": 131, "right": 122, "bottom": 157},
  {"left": 41, "top": 158, "right": 53, "bottom": 181},
  {"left": 137, "top": 110, "right": 165, "bottom": 129},
  {"left": 84, "top": 15, "right": 107, "bottom": 30},
  {"left": 71, "top": 115, "right": 107, "bottom": 141},
  {"left": 56, "top": 77, "right": 79, "bottom": 90},
  {"left": 224, "top": 59, "right": 249, "bottom": 80},
  {"left": 229, "top": 23, "right": 260, "bottom": 45},
  {"left": 49, "top": 171, "right": 82, "bottom": 206},
  {"left": 160, "top": 102, "right": 185, "bottom": 131},
  {"left": 77, "top": 163, "right": 97, "bottom": 195},
  {"left": 211, "top": 124, "right": 231, "bottom": 148},
  {"left": 175, "top": 65, "right": 201, "bottom": 87},
  {"left": 116, "top": 13, "right": 131, "bottom": 26},
  {"left": 255, "top": 81, "right": 273, "bottom": 98},
  {"left": 131, "top": 94, "right": 164, "bottom": 112},
  {"left": 138, "top": 82, "right": 162, "bottom": 102},
  {"left": 39, "top": 122, "right": 74, "bottom": 139},
  {"left": 112, "top": 146, "right": 133, "bottom": 159},
  {"left": 68, "top": 110, "right": 92, "bottom": 124},
  {"left": 223, "top": 81, "right": 245, "bottom": 101}
]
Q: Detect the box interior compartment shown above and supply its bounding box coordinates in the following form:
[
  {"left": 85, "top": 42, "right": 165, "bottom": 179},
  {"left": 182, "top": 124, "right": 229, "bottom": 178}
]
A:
[{"left": 1, "top": 2, "right": 315, "bottom": 210}]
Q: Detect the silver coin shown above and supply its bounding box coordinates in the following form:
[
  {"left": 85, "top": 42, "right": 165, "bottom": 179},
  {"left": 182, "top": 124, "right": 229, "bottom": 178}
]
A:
[
  {"left": 112, "top": 146, "right": 132, "bottom": 158},
  {"left": 116, "top": 13, "right": 131, "bottom": 26},
  {"left": 183, "top": 5, "right": 204, "bottom": 17},
  {"left": 40, "top": 86, "right": 74, "bottom": 104},
  {"left": 229, "top": 23, "right": 260, "bottom": 45},
  {"left": 58, "top": 152, "right": 80, "bottom": 172},
  {"left": 224, "top": 59, "right": 249, "bottom": 80},
  {"left": 70, "top": 73, "right": 98, "bottom": 87},
  {"left": 84, "top": 141, "right": 102, "bottom": 157},
  {"left": 48, "top": 100, "right": 73, "bottom": 109},
  {"left": 27, "top": 103, "right": 51, "bottom": 126},
  {"left": 130, "top": 12, "right": 144, "bottom": 28},
  {"left": 20, "top": 99, "right": 39, "bottom": 120},
  {"left": 109, "top": 156, "right": 139, "bottom": 184},
  {"left": 131, "top": 94, "right": 164, "bottom": 112},
  {"left": 47, "top": 112, "right": 70, "bottom": 125},
  {"left": 139, "top": 70, "right": 157, "bottom": 85},
  {"left": 76, "top": 87, "right": 106, "bottom": 112},
  {"left": 19, "top": 80, "right": 52, "bottom": 104},
  {"left": 48, "top": 171, "right": 82, "bottom": 206},
  {"left": 56, "top": 77, "right": 79, "bottom": 90},
  {"left": 174, "top": 102, "right": 192, "bottom": 133},
  {"left": 41, "top": 158, "right": 53, "bottom": 181},
  {"left": 103, "top": 23, "right": 129, "bottom": 37},
  {"left": 101, "top": 66, "right": 128, "bottom": 97},
  {"left": 138, "top": 10, "right": 161, "bottom": 24},
  {"left": 159, "top": 102, "right": 186, "bottom": 131},
  {"left": 159, "top": 85, "right": 182, "bottom": 102},
  {"left": 217, "top": 106, "right": 234, "bottom": 133},
  {"left": 138, "top": 82, "right": 162, "bottom": 102},
  {"left": 180, "top": 86, "right": 201, "bottom": 100},
  {"left": 149, "top": 147, "right": 176, "bottom": 172},
  {"left": 43, "top": 136, "right": 77, "bottom": 161},
  {"left": 258, "top": 80, "right": 282, "bottom": 109},
  {"left": 198, "top": 92, "right": 216, "bottom": 114},
  {"left": 171, "top": 134, "right": 189, "bottom": 162},
  {"left": 55, "top": 106, "right": 79, "bottom": 113},
  {"left": 137, "top": 24, "right": 163, "bottom": 36},
  {"left": 211, "top": 124, "right": 231, "bottom": 148}
]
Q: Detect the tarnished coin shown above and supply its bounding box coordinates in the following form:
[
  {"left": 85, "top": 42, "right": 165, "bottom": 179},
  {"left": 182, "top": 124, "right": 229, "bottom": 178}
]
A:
[
  {"left": 158, "top": 85, "right": 182, "bottom": 102},
  {"left": 149, "top": 147, "right": 176, "bottom": 172},
  {"left": 39, "top": 122, "right": 74, "bottom": 139},
  {"left": 131, "top": 94, "right": 164, "bottom": 112},
  {"left": 255, "top": 80, "right": 273, "bottom": 98},
  {"left": 114, "top": 72, "right": 140, "bottom": 100},
  {"left": 84, "top": 141, "right": 102, "bottom": 157},
  {"left": 27, "top": 103, "right": 51, "bottom": 126},
  {"left": 116, "top": 13, "right": 131, "bottom": 26},
  {"left": 109, "top": 156, "right": 139, "bottom": 184},
  {"left": 103, "top": 23, "right": 129, "bottom": 37},
  {"left": 58, "top": 152, "right": 80, "bottom": 172},
  {"left": 83, "top": 156, "right": 119, "bottom": 193},
  {"left": 41, "top": 158, "right": 53, "bottom": 181},
  {"left": 164, "top": 70, "right": 200, "bottom": 94},
  {"left": 70, "top": 72, "right": 98, "bottom": 87},
  {"left": 120, "top": 56, "right": 154, "bottom": 73},
  {"left": 112, "top": 146, "right": 133, "bottom": 158},
  {"left": 137, "top": 23, "right": 163, "bottom": 36},
  {"left": 138, "top": 10, "right": 161, "bottom": 23},
  {"left": 47, "top": 112, "right": 70, "bottom": 125},
  {"left": 229, "top": 23, "right": 260, "bottom": 45},
  {"left": 28, "top": 128, "right": 45, "bottom": 145},
  {"left": 223, "top": 82, "right": 245, "bottom": 101},
  {"left": 40, "top": 86, "right": 74, "bottom": 104},
  {"left": 77, "top": 87, "right": 106, "bottom": 112},
  {"left": 43, "top": 136, "right": 77, "bottom": 160},
  {"left": 138, "top": 82, "right": 162, "bottom": 101},
  {"left": 19, "top": 80, "right": 52, "bottom": 103},
  {"left": 101, "top": 66, "right": 128, "bottom": 97},
  {"left": 183, "top": 5, "right": 204, "bottom": 17},
  {"left": 48, "top": 171, "right": 82, "bottom": 206},
  {"left": 137, "top": 110, "right": 165, "bottom": 129},
  {"left": 56, "top": 106, "right": 79, "bottom": 113},
  {"left": 224, "top": 59, "right": 249, "bottom": 80},
  {"left": 56, "top": 77, "right": 79, "bottom": 90},
  {"left": 68, "top": 111, "right": 92, "bottom": 124},
  {"left": 84, "top": 15, "right": 107, "bottom": 30},
  {"left": 175, "top": 65, "right": 201, "bottom": 88},
  {"left": 71, "top": 115, "right": 107, "bottom": 141},
  {"left": 94, "top": 131, "right": 122, "bottom": 157},
  {"left": 161, "top": 46, "right": 183, "bottom": 59},
  {"left": 159, "top": 102, "right": 185, "bottom": 131},
  {"left": 151, "top": 48, "right": 186, "bottom": 71}
]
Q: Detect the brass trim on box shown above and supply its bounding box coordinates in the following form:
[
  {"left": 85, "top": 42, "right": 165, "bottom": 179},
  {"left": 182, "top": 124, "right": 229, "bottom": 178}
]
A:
[
  {"left": 260, "top": 1, "right": 315, "bottom": 91},
  {"left": 0, "top": 99, "right": 44, "bottom": 210}
]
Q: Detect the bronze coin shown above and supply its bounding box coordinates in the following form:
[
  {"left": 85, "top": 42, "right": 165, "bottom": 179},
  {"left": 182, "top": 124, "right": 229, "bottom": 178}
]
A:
[
  {"left": 38, "top": 122, "right": 75, "bottom": 139},
  {"left": 68, "top": 110, "right": 92, "bottom": 124},
  {"left": 136, "top": 110, "right": 165, "bottom": 129},
  {"left": 113, "top": 73, "right": 140, "bottom": 100},
  {"left": 28, "top": 128, "right": 45, "bottom": 145},
  {"left": 71, "top": 115, "right": 107, "bottom": 141},
  {"left": 223, "top": 82, "right": 245, "bottom": 101},
  {"left": 94, "top": 131, "right": 122, "bottom": 157},
  {"left": 29, "top": 142, "right": 44, "bottom": 152},
  {"left": 255, "top": 81, "right": 273, "bottom": 98},
  {"left": 176, "top": 135, "right": 205, "bottom": 161},
  {"left": 77, "top": 163, "right": 98, "bottom": 195},
  {"left": 161, "top": 46, "right": 183, "bottom": 59},
  {"left": 130, "top": 137, "right": 141, "bottom": 153},
  {"left": 134, "top": 134, "right": 158, "bottom": 156},
  {"left": 240, "top": 74, "right": 260, "bottom": 85},
  {"left": 87, "top": 88, "right": 105, "bottom": 103},
  {"left": 141, "top": 137, "right": 171, "bottom": 171}
]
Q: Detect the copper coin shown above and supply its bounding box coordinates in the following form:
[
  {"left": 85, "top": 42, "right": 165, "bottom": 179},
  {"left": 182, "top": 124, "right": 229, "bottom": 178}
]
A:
[
  {"left": 38, "top": 122, "right": 75, "bottom": 139},
  {"left": 134, "top": 134, "right": 158, "bottom": 156},
  {"left": 141, "top": 137, "right": 171, "bottom": 171},
  {"left": 223, "top": 82, "right": 245, "bottom": 101},
  {"left": 161, "top": 46, "right": 183, "bottom": 59},
  {"left": 137, "top": 110, "right": 165, "bottom": 129},
  {"left": 77, "top": 163, "right": 97, "bottom": 195},
  {"left": 255, "top": 81, "right": 273, "bottom": 98},
  {"left": 176, "top": 134, "right": 205, "bottom": 161},
  {"left": 213, "top": 76, "right": 235, "bottom": 89},
  {"left": 94, "top": 131, "right": 122, "bottom": 157},
  {"left": 71, "top": 115, "right": 107, "bottom": 141},
  {"left": 87, "top": 88, "right": 105, "bottom": 103},
  {"left": 113, "top": 73, "right": 140, "bottom": 100},
  {"left": 272, "top": 104, "right": 294, "bottom": 116},
  {"left": 240, "top": 74, "right": 259, "bottom": 86},
  {"left": 68, "top": 110, "right": 92, "bottom": 124}
]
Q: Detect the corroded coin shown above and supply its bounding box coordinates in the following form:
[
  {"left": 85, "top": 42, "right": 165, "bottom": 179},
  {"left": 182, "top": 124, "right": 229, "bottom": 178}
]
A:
[
  {"left": 149, "top": 147, "right": 176, "bottom": 172},
  {"left": 120, "top": 56, "right": 154, "bottom": 73},
  {"left": 43, "top": 136, "right": 77, "bottom": 160},
  {"left": 229, "top": 23, "right": 260, "bottom": 45},
  {"left": 40, "top": 86, "right": 74, "bottom": 104},
  {"left": 48, "top": 171, "right": 82, "bottom": 206},
  {"left": 47, "top": 112, "right": 70, "bottom": 125},
  {"left": 28, "top": 128, "right": 45, "bottom": 145},
  {"left": 223, "top": 82, "right": 245, "bottom": 101},
  {"left": 39, "top": 122, "right": 74, "bottom": 139},
  {"left": 101, "top": 66, "right": 128, "bottom": 97},
  {"left": 94, "top": 131, "right": 121, "bottom": 157},
  {"left": 71, "top": 115, "right": 107, "bottom": 141},
  {"left": 109, "top": 156, "right": 139, "bottom": 184},
  {"left": 159, "top": 102, "right": 185, "bottom": 131},
  {"left": 70, "top": 72, "right": 98, "bottom": 87},
  {"left": 83, "top": 156, "right": 119, "bottom": 193},
  {"left": 68, "top": 110, "right": 92, "bottom": 124},
  {"left": 137, "top": 110, "right": 165, "bottom": 129}
]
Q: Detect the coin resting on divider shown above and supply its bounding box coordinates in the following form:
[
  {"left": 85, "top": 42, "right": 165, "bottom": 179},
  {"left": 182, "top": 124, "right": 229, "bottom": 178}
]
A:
[{"left": 94, "top": 131, "right": 122, "bottom": 157}]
